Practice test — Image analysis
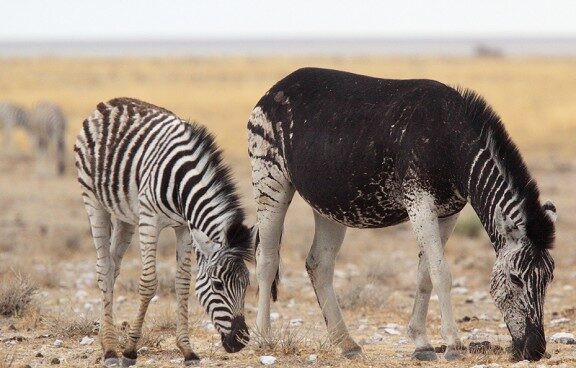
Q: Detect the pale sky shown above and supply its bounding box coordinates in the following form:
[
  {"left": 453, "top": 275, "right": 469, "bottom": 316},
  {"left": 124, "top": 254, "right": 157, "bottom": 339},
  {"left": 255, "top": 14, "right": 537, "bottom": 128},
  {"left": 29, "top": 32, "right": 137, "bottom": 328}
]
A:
[{"left": 1, "top": 0, "right": 575, "bottom": 41}]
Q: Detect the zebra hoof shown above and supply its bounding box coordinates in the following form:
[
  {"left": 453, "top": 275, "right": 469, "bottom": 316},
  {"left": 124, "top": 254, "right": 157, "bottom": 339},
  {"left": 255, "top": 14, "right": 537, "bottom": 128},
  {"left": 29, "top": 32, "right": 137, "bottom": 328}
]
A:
[
  {"left": 103, "top": 358, "right": 120, "bottom": 367},
  {"left": 412, "top": 348, "right": 438, "bottom": 361},
  {"left": 444, "top": 347, "right": 463, "bottom": 361},
  {"left": 121, "top": 356, "right": 137, "bottom": 367}
]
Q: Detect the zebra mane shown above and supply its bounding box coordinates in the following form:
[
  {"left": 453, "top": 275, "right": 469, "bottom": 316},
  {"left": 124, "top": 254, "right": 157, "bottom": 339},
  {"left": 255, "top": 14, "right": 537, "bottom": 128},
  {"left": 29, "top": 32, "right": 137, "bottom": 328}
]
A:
[
  {"left": 458, "top": 87, "right": 555, "bottom": 251},
  {"left": 184, "top": 121, "right": 253, "bottom": 261}
]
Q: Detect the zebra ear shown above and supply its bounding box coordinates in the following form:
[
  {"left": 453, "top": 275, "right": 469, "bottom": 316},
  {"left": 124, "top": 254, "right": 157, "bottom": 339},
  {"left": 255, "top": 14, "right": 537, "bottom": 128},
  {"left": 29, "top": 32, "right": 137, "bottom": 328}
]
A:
[
  {"left": 191, "top": 229, "right": 221, "bottom": 259},
  {"left": 494, "top": 206, "right": 523, "bottom": 242},
  {"left": 542, "top": 200, "right": 557, "bottom": 223}
]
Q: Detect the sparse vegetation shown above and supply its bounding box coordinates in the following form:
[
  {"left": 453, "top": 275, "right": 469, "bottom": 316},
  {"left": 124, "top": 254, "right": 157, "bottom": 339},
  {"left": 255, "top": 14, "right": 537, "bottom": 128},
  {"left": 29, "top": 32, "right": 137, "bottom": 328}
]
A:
[
  {"left": 45, "top": 311, "right": 98, "bottom": 337},
  {"left": 251, "top": 323, "right": 332, "bottom": 356},
  {"left": 0, "top": 272, "right": 37, "bottom": 317}
]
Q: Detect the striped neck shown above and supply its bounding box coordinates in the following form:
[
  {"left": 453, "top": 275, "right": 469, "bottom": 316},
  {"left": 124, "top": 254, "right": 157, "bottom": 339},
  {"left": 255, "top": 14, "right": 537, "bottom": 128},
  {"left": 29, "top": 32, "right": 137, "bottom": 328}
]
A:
[{"left": 467, "top": 133, "right": 528, "bottom": 252}]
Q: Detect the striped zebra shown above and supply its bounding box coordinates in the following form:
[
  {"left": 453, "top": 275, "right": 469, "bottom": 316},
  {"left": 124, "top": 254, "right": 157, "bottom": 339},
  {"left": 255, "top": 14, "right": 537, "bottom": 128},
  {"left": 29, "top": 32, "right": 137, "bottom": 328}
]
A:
[
  {"left": 0, "top": 102, "right": 29, "bottom": 152},
  {"left": 248, "top": 68, "right": 556, "bottom": 362},
  {"left": 74, "top": 98, "right": 254, "bottom": 367},
  {"left": 30, "top": 102, "right": 67, "bottom": 175}
]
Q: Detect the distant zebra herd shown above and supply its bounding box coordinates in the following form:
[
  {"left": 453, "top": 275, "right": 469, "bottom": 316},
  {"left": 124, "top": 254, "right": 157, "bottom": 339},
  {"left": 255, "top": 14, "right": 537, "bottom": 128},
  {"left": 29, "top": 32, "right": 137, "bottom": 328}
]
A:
[
  {"left": 0, "top": 101, "right": 67, "bottom": 175},
  {"left": 71, "top": 68, "right": 556, "bottom": 366}
]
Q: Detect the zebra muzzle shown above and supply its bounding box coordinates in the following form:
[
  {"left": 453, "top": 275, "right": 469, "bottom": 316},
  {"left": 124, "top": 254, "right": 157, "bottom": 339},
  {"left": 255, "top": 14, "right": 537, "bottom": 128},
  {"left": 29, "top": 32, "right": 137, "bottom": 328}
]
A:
[{"left": 221, "top": 316, "right": 249, "bottom": 353}]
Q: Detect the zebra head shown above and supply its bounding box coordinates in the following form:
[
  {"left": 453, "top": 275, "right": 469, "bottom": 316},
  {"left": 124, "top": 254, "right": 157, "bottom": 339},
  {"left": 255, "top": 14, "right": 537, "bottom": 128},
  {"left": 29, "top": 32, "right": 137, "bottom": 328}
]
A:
[
  {"left": 490, "top": 201, "right": 556, "bottom": 361},
  {"left": 191, "top": 223, "right": 255, "bottom": 353}
]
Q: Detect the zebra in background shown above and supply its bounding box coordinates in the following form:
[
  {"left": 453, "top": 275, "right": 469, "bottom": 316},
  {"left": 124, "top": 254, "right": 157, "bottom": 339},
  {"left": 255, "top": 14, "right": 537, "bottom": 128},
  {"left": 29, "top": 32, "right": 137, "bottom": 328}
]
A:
[
  {"left": 248, "top": 68, "right": 556, "bottom": 362},
  {"left": 75, "top": 98, "right": 254, "bottom": 367},
  {"left": 30, "top": 101, "right": 67, "bottom": 175},
  {"left": 0, "top": 102, "right": 29, "bottom": 153}
]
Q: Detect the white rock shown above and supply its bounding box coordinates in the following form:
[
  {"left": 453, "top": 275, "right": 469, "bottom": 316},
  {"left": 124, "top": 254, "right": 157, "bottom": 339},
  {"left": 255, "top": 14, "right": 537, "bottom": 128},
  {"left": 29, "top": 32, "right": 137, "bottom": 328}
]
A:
[
  {"left": 550, "top": 317, "right": 570, "bottom": 326},
  {"left": 170, "top": 358, "right": 182, "bottom": 363},
  {"left": 151, "top": 295, "right": 159, "bottom": 303},
  {"left": 75, "top": 290, "right": 88, "bottom": 300},
  {"left": 383, "top": 328, "right": 400, "bottom": 335},
  {"left": 452, "top": 287, "right": 469, "bottom": 295},
  {"left": 289, "top": 318, "right": 303, "bottom": 327},
  {"left": 357, "top": 324, "right": 367, "bottom": 330},
  {"left": 270, "top": 312, "right": 280, "bottom": 321},
  {"left": 137, "top": 346, "right": 149, "bottom": 354},
  {"left": 307, "top": 354, "right": 317, "bottom": 362},
  {"left": 479, "top": 313, "right": 490, "bottom": 321},
  {"left": 550, "top": 332, "right": 575, "bottom": 344},
  {"left": 53, "top": 339, "right": 63, "bottom": 347},
  {"left": 259, "top": 355, "right": 277, "bottom": 365},
  {"left": 116, "top": 295, "right": 127, "bottom": 303},
  {"left": 79, "top": 336, "right": 94, "bottom": 345},
  {"left": 287, "top": 299, "right": 296, "bottom": 308},
  {"left": 498, "top": 323, "right": 507, "bottom": 328},
  {"left": 371, "top": 332, "right": 385, "bottom": 342}
]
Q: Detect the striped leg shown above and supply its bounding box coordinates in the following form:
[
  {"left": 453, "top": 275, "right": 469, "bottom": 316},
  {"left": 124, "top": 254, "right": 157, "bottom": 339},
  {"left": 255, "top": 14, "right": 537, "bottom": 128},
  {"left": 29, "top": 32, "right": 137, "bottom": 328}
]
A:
[
  {"left": 408, "top": 213, "right": 459, "bottom": 361},
  {"left": 405, "top": 193, "right": 463, "bottom": 361},
  {"left": 111, "top": 220, "right": 134, "bottom": 281},
  {"left": 85, "top": 204, "right": 119, "bottom": 366},
  {"left": 174, "top": 226, "right": 200, "bottom": 365},
  {"left": 122, "top": 215, "right": 159, "bottom": 366},
  {"left": 306, "top": 212, "right": 361, "bottom": 358}
]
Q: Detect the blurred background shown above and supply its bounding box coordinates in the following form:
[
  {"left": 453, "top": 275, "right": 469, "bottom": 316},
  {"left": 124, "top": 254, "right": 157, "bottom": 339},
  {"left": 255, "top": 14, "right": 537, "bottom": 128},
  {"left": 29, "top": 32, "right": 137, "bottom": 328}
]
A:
[{"left": 1, "top": 1, "right": 575, "bottom": 367}]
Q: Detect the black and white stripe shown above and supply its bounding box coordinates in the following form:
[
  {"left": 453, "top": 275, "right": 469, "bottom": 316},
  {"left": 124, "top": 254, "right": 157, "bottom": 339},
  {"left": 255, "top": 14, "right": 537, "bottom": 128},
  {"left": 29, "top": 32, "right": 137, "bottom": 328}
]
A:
[
  {"left": 74, "top": 98, "right": 252, "bottom": 366},
  {"left": 30, "top": 102, "right": 67, "bottom": 175}
]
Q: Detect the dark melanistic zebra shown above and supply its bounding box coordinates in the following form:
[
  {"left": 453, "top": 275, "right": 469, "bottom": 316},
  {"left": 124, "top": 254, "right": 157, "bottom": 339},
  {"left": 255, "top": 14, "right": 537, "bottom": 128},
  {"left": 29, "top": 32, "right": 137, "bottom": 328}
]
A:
[
  {"left": 74, "top": 98, "right": 254, "bottom": 367},
  {"left": 31, "top": 102, "right": 67, "bottom": 176},
  {"left": 248, "top": 68, "right": 556, "bottom": 362},
  {"left": 0, "top": 102, "right": 29, "bottom": 152}
]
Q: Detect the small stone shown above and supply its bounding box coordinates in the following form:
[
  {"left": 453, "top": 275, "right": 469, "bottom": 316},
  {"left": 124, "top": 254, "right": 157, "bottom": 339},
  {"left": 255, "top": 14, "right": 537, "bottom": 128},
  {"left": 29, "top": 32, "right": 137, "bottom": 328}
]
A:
[
  {"left": 307, "top": 354, "right": 317, "bottom": 362},
  {"left": 137, "top": 346, "right": 149, "bottom": 354},
  {"left": 289, "top": 318, "right": 303, "bottom": 327},
  {"left": 151, "top": 295, "right": 159, "bottom": 303},
  {"left": 80, "top": 336, "right": 94, "bottom": 345},
  {"left": 382, "top": 327, "right": 400, "bottom": 335},
  {"left": 452, "top": 287, "right": 469, "bottom": 295},
  {"left": 550, "top": 317, "right": 570, "bottom": 326},
  {"left": 51, "top": 357, "right": 60, "bottom": 364},
  {"left": 371, "top": 332, "right": 385, "bottom": 342},
  {"left": 259, "top": 355, "right": 277, "bottom": 365},
  {"left": 35, "top": 351, "right": 44, "bottom": 357},
  {"left": 270, "top": 312, "right": 280, "bottom": 321},
  {"left": 53, "top": 339, "right": 63, "bottom": 347},
  {"left": 116, "top": 295, "right": 127, "bottom": 303},
  {"left": 550, "top": 332, "right": 576, "bottom": 344}
]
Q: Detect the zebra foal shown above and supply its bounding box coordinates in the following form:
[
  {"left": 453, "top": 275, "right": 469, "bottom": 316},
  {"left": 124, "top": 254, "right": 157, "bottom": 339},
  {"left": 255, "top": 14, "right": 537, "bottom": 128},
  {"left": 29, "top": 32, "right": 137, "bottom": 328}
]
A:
[
  {"left": 75, "top": 98, "right": 254, "bottom": 367},
  {"left": 249, "top": 68, "right": 556, "bottom": 362}
]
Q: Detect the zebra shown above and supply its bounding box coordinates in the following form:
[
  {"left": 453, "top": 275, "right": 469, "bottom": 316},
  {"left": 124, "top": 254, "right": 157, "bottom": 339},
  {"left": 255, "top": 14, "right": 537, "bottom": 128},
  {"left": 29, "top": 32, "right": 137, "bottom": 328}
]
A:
[
  {"left": 0, "top": 102, "right": 29, "bottom": 153},
  {"left": 248, "top": 67, "right": 556, "bottom": 362},
  {"left": 30, "top": 102, "right": 67, "bottom": 175},
  {"left": 74, "top": 98, "right": 254, "bottom": 367}
]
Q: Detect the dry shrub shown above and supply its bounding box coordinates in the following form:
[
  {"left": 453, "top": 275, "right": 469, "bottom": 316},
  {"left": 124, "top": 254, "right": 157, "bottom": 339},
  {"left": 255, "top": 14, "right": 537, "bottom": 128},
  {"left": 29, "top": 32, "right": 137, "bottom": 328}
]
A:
[
  {"left": 0, "top": 272, "right": 37, "bottom": 317},
  {"left": 46, "top": 311, "right": 98, "bottom": 337},
  {"left": 149, "top": 306, "right": 177, "bottom": 331},
  {"left": 251, "top": 323, "right": 332, "bottom": 356}
]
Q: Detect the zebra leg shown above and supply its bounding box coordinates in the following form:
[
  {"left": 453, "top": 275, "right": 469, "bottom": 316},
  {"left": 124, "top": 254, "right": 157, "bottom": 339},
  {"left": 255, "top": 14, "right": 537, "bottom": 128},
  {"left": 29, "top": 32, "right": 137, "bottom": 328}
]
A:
[
  {"left": 111, "top": 220, "right": 135, "bottom": 281},
  {"left": 85, "top": 204, "right": 119, "bottom": 367},
  {"left": 122, "top": 216, "right": 159, "bottom": 367},
  {"left": 405, "top": 193, "right": 464, "bottom": 361},
  {"left": 408, "top": 213, "right": 459, "bottom": 361},
  {"left": 254, "top": 187, "right": 294, "bottom": 336},
  {"left": 2, "top": 121, "right": 13, "bottom": 154},
  {"left": 174, "top": 226, "right": 201, "bottom": 365},
  {"left": 306, "top": 212, "right": 361, "bottom": 358}
]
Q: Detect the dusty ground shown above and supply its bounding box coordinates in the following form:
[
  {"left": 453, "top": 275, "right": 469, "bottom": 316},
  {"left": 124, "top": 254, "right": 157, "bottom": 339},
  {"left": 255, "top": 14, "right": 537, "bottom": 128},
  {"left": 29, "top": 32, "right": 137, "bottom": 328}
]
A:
[{"left": 0, "top": 57, "right": 575, "bottom": 367}]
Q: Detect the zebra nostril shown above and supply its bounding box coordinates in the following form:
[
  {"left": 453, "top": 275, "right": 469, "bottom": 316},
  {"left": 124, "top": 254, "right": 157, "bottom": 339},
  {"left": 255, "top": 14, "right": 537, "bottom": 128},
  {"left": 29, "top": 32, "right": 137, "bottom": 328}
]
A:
[{"left": 220, "top": 316, "right": 249, "bottom": 353}]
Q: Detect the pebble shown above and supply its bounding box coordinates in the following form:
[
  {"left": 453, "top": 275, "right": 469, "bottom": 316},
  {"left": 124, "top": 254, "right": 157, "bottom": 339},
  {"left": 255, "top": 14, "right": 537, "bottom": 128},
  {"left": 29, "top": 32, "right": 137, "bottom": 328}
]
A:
[
  {"left": 270, "top": 312, "right": 280, "bottom": 321},
  {"left": 151, "top": 295, "right": 159, "bottom": 303},
  {"left": 50, "top": 357, "right": 60, "bottom": 365},
  {"left": 137, "top": 346, "right": 149, "bottom": 354},
  {"left": 53, "top": 339, "right": 63, "bottom": 347},
  {"left": 307, "top": 354, "right": 317, "bottom": 362},
  {"left": 550, "top": 332, "right": 576, "bottom": 344},
  {"left": 382, "top": 327, "right": 400, "bottom": 335},
  {"left": 452, "top": 287, "right": 469, "bottom": 295},
  {"left": 80, "top": 336, "right": 94, "bottom": 345},
  {"left": 259, "top": 355, "right": 277, "bottom": 365},
  {"left": 75, "top": 290, "right": 88, "bottom": 299},
  {"left": 289, "top": 318, "right": 303, "bottom": 327},
  {"left": 117, "top": 295, "right": 127, "bottom": 303},
  {"left": 550, "top": 317, "right": 570, "bottom": 326}
]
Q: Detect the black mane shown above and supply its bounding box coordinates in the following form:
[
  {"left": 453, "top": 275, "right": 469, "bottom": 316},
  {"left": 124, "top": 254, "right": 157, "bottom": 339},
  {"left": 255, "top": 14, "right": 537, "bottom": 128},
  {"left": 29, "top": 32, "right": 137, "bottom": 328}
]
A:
[{"left": 458, "top": 88, "right": 555, "bottom": 251}]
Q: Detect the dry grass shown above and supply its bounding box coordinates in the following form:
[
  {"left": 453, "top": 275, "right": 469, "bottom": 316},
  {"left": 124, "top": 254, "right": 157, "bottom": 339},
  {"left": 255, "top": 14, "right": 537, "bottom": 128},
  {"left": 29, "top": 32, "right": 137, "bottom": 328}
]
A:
[
  {"left": 251, "top": 323, "right": 333, "bottom": 356},
  {"left": 0, "top": 272, "right": 37, "bottom": 317},
  {"left": 45, "top": 311, "right": 98, "bottom": 338}
]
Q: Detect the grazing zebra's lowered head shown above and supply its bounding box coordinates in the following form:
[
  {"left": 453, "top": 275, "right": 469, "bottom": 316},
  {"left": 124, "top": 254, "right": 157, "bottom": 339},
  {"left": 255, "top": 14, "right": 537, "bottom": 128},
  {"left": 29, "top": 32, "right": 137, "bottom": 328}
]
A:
[
  {"left": 490, "top": 200, "right": 556, "bottom": 360},
  {"left": 192, "top": 221, "right": 254, "bottom": 353}
]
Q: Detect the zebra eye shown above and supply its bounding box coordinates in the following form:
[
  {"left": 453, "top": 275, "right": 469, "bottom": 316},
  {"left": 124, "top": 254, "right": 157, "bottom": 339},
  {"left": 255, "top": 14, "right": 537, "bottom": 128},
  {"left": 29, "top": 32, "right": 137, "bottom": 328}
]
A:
[
  {"left": 510, "top": 274, "right": 523, "bottom": 287},
  {"left": 212, "top": 280, "right": 224, "bottom": 291}
]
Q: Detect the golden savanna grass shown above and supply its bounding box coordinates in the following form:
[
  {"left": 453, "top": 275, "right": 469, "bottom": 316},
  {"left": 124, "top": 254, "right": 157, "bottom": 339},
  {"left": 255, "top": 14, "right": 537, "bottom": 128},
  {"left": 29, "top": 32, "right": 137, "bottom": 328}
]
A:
[{"left": 0, "top": 57, "right": 575, "bottom": 367}]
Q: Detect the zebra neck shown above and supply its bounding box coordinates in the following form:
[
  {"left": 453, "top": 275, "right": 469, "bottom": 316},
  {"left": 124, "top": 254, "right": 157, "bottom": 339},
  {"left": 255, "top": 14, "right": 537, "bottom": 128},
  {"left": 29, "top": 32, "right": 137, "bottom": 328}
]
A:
[{"left": 467, "top": 146, "right": 525, "bottom": 253}]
